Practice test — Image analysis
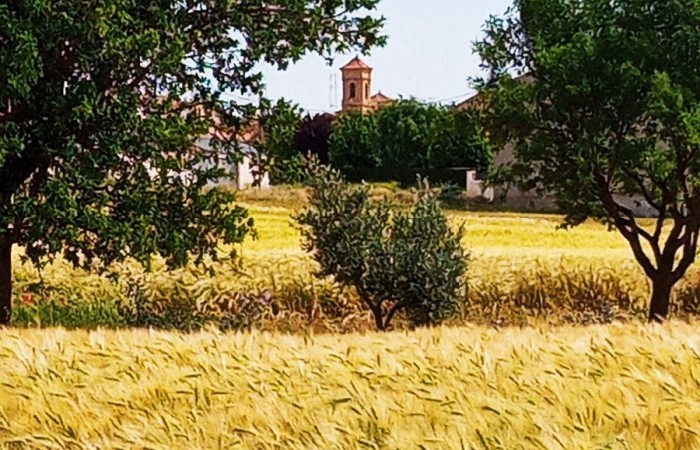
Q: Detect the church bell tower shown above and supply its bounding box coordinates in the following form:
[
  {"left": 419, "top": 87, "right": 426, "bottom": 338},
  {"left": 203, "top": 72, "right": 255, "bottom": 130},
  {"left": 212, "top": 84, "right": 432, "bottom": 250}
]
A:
[{"left": 341, "top": 56, "right": 373, "bottom": 113}]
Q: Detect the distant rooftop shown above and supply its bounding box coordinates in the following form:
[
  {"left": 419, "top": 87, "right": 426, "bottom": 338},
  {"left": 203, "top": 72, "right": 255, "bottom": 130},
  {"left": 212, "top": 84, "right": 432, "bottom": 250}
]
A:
[
  {"left": 341, "top": 56, "right": 372, "bottom": 71},
  {"left": 371, "top": 91, "right": 392, "bottom": 103}
]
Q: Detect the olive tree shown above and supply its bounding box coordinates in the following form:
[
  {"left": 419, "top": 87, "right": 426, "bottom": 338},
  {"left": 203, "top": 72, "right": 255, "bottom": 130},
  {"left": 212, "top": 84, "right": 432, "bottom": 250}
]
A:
[
  {"left": 476, "top": 0, "right": 700, "bottom": 321},
  {"left": 296, "top": 166, "right": 468, "bottom": 330},
  {"left": 0, "top": 0, "right": 385, "bottom": 324}
]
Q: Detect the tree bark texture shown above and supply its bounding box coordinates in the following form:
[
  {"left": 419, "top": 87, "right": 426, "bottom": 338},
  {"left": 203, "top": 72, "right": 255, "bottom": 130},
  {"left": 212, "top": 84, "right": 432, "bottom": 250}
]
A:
[{"left": 648, "top": 276, "right": 673, "bottom": 323}]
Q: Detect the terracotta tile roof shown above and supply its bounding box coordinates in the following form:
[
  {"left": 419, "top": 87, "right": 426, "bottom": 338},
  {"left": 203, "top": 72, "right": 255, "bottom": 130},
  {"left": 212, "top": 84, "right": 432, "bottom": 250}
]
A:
[
  {"left": 371, "top": 91, "right": 392, "bottom": 103},
  {"left": 341, "top": 56, "right": 372, "bottom": 71}
]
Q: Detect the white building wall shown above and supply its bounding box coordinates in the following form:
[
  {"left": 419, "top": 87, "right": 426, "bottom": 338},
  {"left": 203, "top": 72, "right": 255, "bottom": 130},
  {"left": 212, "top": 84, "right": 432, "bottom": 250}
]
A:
[
  {"left": 236, "top": 157, "right": 270, "bottom": 190},
  {"left": 194, "top": 136, "right": 270, "bottom": 190},
  {"left": 465, "top": 170, "right": 494, "bottom": 201}
]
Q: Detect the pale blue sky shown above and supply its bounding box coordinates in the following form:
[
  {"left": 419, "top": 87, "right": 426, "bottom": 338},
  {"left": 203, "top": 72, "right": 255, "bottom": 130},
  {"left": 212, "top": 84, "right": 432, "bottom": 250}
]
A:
[{"left": 256, "top": 0, "right": 514, "bottom": 113}]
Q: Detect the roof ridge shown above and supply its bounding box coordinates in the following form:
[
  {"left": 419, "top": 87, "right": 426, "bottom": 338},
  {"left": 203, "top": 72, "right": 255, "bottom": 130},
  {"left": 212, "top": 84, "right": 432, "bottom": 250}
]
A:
[{"left": 341, "top": 55, "right": 372, "bottom": 70}]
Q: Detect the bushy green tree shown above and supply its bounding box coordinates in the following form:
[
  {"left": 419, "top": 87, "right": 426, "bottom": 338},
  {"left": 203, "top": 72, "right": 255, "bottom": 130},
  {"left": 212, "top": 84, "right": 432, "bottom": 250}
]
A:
[
  {"left": 329, "top": 99, "right": 491, "bottom": 175},
  {"left": 475, "top": 0, "right": 700, "bottom": 321},
  {"left": 256, "top": 99, "right": 304, "bottom": 185},
  {"left": 257, "top": 107, "right": 338, "bottom": 186},
  {"left": 328, "top": 110, "right": 381, "bottom": 172},
  {"left": 433, "top": 109, "right": 493, "bottom": 170},
  {"left": 0, "top": 0, "right": 385, "bottom": 324},
  {"left": 296, "top": 166, "right": 468, "bottom": 330}
]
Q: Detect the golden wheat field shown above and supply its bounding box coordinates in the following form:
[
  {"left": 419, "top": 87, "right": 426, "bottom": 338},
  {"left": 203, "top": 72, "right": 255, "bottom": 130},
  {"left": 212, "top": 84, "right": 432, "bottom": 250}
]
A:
[
  {"left": 4, "top": 189, "right": 700, "bottom": 449},
  {"left": 2, "top": 324, "right": 700, "bottom": 449},
  {"left": 11, "top": 194, "right": 666, "bottom": 332}
]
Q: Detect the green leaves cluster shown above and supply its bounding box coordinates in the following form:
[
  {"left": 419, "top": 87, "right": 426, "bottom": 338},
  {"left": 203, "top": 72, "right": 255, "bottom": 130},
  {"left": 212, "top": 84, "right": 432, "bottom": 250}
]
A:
[
  {"left": 255, "top": 99, "right": 305, "bottom": 185},
  {"left": 329, "top": 99, "right": 492, "bottom": 175},
  {"left": 296, "top": 166, "right": 468, "bottom": 330},
  {"left": 256, "top": 102, "right": 337, "bottom": 185}
]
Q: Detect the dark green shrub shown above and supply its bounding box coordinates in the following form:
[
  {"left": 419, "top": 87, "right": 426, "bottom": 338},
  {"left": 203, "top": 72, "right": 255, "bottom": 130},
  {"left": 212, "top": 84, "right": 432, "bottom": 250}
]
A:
[{"left": 296, "top": 166, "right": 468, "bottom": 330}]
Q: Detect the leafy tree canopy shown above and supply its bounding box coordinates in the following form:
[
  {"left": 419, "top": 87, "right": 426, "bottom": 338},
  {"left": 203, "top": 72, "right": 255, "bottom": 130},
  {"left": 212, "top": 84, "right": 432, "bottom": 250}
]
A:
[
  {"left": 255, "top": 99, "right": 304, "bottom": 185},
  {"left": 256, "top": 104, "right": 336, "bottom": 185},
  {"left": 475, "top": 0, "right": 700, "bottom": 320},
  {"left": 295, "top": 112, "right": 335, "bottom": 165},
  {"left": 0, "top": 0, "right": 385, "bottom": 323},
  {"left": 329, "top": 99, "right": 492, "bottom": 177}
]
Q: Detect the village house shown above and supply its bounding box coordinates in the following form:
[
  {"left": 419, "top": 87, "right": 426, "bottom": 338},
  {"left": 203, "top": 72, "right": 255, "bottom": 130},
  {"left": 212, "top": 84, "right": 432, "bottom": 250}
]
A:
[
  {"left": 193, "top": 126, "right": 270, "bottom": 190},
  {"left": 456, "top": 75, "right": 655, "bottom": 216},
  {"left": 118, "top": 98, "right": 269, "bottom": 190},
  {"left": 456, "top": 74, "right": 552, "bottom": 209},
  {"left": 186, "top": 103, "right": 269, "bottom": 190}
]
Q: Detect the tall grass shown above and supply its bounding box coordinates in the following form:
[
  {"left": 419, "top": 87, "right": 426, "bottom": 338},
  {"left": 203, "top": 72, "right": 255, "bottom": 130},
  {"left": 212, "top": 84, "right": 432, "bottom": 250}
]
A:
[
  {"left": 3, "top": 187, "right": 700, "bottom": 449},
  {"left": 1, "top": 324, "right": 699, "bottom": 449},
  {"left": 8, "top": 189, "right": 700, "bottom": 330}
]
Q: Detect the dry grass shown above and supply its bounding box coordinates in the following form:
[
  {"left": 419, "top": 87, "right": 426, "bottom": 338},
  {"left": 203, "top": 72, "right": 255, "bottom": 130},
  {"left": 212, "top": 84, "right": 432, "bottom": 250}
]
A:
[
  {"left": 2, "top": 323, "right": 700, "bottom": 449},
  {"left": 4, "top": 189, "right": 700, "bottom": 448},
  {"left": 12, "top": 194, "right": 690, "bottom": 330}
]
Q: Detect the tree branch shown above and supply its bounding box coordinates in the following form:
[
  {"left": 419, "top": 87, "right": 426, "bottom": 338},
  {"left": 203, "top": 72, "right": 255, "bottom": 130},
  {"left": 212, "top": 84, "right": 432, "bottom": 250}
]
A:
[
  {"left": 619, "top": 166, "right": 664, "bottom": 213},
  {"left": 595, "top": 172, "right": 658, "bottom": 277},
  {"left": 384, "top": 301, "right": 404, "bottom": 330}
]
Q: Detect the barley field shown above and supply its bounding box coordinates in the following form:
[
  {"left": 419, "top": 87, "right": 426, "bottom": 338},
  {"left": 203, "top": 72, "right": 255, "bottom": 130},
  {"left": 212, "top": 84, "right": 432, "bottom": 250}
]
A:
[
  {"left": 4, "top": 190, "right": 700, "bottom": 449},
  {"left": 2, "top": 324, "right": 700, "bottom": 449},
  {"left": 12, "top": 189, "right": 698, "bottom": 331}
]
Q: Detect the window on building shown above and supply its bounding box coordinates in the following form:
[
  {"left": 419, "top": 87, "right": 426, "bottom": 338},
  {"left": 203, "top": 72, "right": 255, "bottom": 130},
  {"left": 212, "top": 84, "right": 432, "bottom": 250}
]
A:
[
  {"left": 365, "top": 83, "right": 369, "bottom": 99},
  {"left": 349, "top": 83, "right": 356, "bottom": 99}
]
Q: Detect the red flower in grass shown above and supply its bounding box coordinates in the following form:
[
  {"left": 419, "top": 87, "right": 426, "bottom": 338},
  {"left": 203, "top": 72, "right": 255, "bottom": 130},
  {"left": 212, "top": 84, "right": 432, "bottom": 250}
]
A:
[{"left": 21, "top": 291, "right": 36, "bottom": 306}]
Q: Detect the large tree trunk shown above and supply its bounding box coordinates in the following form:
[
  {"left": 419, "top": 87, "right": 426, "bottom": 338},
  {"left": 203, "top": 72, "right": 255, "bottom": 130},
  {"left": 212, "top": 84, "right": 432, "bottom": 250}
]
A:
[
  {"left": 370, "top": 305, "right": 385, "bottom": 331},
  {"left": 0, "top": 236, "right": 12, "bottom": 325},
  {"left": 648, "top": 274, "right": 673, "bottom": 323}
]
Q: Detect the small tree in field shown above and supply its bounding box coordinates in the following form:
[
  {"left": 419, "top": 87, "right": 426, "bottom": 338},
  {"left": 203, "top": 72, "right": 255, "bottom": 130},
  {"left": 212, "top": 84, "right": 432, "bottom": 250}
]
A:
[
  {"left": 0, "top": 0, "right": 385, "bottom": 325},
  {"left": 476, "top": 0, "right": 700, "bottom": 321},
  {"left": 296, "top": 167, "right": 468, "bottom": 330}
]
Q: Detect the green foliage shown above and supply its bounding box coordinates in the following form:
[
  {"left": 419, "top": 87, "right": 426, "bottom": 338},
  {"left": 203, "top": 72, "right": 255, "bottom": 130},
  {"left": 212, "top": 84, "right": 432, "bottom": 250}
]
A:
[
  {"left": 329, "top": 99, "right": 492, "bottom": 176},
  {"left": 256, "top": 99, "right": 305, "bottom": 185},
  {"left": 329, "top": 110, "right": 382, "bottom": 172},
  {"left": 0, "top": 0, "right": 386, "bottom": 323},
  {"left": 475, "top": 0, "right": 700, "bottom": 320},
  {"left": 296, "top": 166, "right": 468, "bottom": 330},
  {"left": 13, "top": 296, "right": 125, "bottom": 329},
  {"left": 257, "top": 107, "right": 337, "bottom": 186}
]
